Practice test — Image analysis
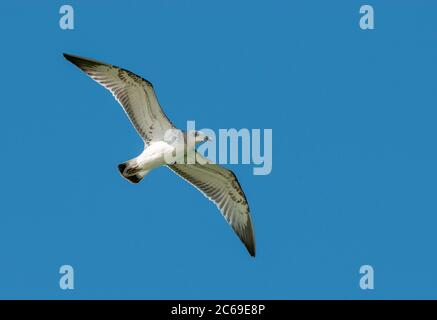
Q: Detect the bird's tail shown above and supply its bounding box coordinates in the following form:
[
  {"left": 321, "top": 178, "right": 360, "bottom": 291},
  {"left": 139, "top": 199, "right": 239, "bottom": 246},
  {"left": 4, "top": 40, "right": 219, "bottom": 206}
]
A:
[{"left": 118, "top": 159, "right": 149, "bottom": 184}]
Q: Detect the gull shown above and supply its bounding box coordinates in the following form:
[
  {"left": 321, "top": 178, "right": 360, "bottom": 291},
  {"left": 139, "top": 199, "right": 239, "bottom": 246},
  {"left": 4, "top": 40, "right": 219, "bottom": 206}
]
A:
[{"left": 63, "top": 53, "right": 256, "bottom": 257}]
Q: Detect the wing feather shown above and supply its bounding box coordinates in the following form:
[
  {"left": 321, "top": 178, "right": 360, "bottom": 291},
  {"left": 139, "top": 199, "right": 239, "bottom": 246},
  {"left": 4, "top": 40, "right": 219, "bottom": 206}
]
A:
[
  {"left": 64, "top": 53, "right": 174, "bottom": 144},
  {"left": 168, "top": 153, "right": 256, "bottom": 257}
]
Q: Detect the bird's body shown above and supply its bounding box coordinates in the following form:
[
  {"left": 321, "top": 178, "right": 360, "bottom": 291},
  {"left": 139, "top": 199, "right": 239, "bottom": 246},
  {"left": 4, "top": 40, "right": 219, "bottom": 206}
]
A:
[
  {"left": 119, "top": 140, "right": 177, "bottom": 183},
  {"left": 64, "top": 53, "right": 256, "bottom": 257},
  {"left": 138, "top": 141, "right": 175, "bottom": 171}
]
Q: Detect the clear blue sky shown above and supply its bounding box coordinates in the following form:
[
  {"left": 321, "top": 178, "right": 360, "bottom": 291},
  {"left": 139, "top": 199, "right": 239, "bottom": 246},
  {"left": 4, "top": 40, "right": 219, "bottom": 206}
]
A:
[{"left": 1, "top": 0, "right": 437, "bottom": 299}]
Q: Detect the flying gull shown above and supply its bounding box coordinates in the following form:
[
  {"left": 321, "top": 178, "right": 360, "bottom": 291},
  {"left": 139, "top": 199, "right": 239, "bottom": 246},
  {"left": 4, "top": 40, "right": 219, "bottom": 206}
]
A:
[{"left": 63, "top": 53, "right": 256, "bottom": 257}]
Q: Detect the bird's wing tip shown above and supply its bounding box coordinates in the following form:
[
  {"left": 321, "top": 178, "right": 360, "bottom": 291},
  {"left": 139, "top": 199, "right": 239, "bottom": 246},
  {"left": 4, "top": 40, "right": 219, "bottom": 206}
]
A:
[
  {"left": 63, "top": 53, "right": 104, "bottom": 67},
  {"left": 243, "top": 232, "right": 256, "bottom": 257},
  {"left": 63, "top": 53, "right": 82, "bottom": 65},
  {"left": 248, "top": 246, "right": 256, "bottom": 258},
  {"left": 63, "top": 53, "right": 74, "bottom": 60}
]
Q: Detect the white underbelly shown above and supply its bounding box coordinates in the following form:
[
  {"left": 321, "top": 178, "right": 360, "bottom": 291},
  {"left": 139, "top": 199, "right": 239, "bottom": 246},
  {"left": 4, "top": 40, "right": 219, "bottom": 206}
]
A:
[{"left": 137, "top": 141, "right": 178, "bottom": 171}]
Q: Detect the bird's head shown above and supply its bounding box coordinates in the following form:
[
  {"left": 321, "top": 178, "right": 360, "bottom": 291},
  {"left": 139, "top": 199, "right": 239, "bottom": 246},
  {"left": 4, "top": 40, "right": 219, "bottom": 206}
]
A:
[{"left": 186, "top": 130, "right": 211, "bottom": 144}]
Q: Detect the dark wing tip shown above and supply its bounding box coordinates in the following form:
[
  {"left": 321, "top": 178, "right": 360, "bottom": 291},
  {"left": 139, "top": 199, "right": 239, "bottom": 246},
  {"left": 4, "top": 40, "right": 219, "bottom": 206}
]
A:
[
  {"left": 237, "top": 214, "right": 256, "bottom": 257},
  {"left": 247, "top": 244, "right": 256, "bottom": 258},
  {"left": 63, "top": 53, "right": 84, "bottom": 64},
  {"left": 63, "top": 53, "right": 155, "bottom": 88},
  {"left": 63, "top": 53, "right": 104, "bottom": 69},
  {"left": 243, "top": 225, "right": 256, "bottom": 258}
]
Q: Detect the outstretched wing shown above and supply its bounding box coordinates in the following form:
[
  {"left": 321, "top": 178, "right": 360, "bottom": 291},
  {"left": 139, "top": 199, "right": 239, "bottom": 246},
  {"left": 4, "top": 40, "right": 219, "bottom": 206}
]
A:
[
  {"left": 64, "top": 53, "right": 174, "bottom": 144},
  {"left": 168, "top": 153, "right": 256, "bottom": 257}
]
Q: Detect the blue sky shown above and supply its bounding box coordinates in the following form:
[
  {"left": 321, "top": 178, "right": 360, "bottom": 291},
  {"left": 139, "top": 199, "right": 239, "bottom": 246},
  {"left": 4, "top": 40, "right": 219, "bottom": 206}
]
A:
[{"left": 1, "top": 0, "right": 437, "bottom": 299}]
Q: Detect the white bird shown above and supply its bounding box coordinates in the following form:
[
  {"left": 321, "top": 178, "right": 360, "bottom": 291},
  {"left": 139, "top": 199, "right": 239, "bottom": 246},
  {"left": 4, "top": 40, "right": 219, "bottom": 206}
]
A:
[{"left": 64, "top": 54, "right": 256, "bottom": 257}]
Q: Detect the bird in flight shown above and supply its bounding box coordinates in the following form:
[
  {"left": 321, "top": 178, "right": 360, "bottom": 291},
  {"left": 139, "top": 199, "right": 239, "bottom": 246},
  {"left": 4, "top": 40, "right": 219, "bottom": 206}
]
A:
[{"left": 63, "top": 53, "right": 256, "bottom": 257}]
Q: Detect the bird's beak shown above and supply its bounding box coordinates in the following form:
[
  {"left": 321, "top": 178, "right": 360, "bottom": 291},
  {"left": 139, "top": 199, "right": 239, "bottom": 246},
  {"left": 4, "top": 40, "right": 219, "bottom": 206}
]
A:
[{"left": 206, "top": 136, "right": 212, "bottom": 142}]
